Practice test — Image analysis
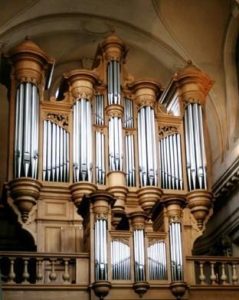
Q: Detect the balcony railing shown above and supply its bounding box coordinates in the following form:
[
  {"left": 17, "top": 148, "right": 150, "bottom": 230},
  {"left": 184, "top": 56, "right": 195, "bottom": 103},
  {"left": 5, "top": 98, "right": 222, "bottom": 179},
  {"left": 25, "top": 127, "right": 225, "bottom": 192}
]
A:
[
  {"left": 187, "top": 256, "right": 239, "bottom": 286},
  {"left": 0, "top": 252, "right": 89, "bottom": 285}
]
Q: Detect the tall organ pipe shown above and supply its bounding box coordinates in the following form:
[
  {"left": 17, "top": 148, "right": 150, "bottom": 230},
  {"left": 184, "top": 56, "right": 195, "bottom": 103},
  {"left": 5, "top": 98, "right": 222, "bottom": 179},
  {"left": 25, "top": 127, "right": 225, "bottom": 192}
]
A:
[
  {"left": 95, "top": 218, "right": 108, "bottom": 280},
  {"left": 73, "top": 98, "right": 93, "bottom": 182},
  {"left": 184, "top": 103, "right": 207, "bottom": 190},
  {"left": 138, "top": 106, "right": 157, "bottom": 186},
  {"left": 14, "top": 82, "right": 39, "bottom": 179}
]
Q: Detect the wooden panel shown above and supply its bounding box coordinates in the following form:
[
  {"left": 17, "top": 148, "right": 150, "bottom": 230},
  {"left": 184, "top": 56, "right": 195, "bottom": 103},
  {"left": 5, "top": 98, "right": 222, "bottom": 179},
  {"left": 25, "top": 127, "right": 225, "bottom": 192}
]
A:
[{"left": 45, "top": 227, "right": 61, "bottom": 252}]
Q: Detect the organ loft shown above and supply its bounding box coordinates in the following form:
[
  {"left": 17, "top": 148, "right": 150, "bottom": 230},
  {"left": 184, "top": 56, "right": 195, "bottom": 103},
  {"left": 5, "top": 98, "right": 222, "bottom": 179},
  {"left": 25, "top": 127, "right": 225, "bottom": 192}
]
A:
[{"left": 1, "top": 33, "right": 236, "bottom": 300}]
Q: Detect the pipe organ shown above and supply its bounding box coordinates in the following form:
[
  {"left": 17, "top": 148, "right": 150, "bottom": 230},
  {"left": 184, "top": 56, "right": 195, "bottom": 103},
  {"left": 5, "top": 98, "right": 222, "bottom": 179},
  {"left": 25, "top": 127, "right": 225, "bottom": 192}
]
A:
[{"left": 5, "top": 34, "right": 214, "bottom": 300}]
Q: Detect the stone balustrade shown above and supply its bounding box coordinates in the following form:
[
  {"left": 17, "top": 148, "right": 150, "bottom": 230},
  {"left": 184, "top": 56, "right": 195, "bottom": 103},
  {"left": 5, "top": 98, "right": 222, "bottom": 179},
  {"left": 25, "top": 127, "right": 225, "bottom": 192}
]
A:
[
  {"left": 187, "top": 256, "right": 239, "bottom": 286},
  {"left": 0, "top": 252, "right": 89, "bottom": 285}
]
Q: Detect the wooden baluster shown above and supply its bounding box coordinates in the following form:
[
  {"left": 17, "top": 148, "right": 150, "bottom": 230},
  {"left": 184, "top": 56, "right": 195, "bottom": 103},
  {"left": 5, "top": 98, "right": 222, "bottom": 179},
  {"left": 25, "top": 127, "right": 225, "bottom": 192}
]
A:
[
  {"left": 36, "top": 258, "right": 43, "bottom": 283},
  {"left": 8, "top": 257, "right": 16, "bottom": 283},
  {"left": 210, "top": 262, "right": 217, "bottom": 285},
  {"left": 23, "top": 258, "right": 30, "bottom": 283},
  {"left": 232, "top": 263, "right": 238, "bottom": 285},
  {"left": 49, "top": 259, "right": 57, "bottom": 282},
  {"left": 62, "top": 258, "right": 70, "bottom": 284},
  {"left": 199, "top": 261, "right": 206, "bottom": 285},
  {"left": 220, "top": 262, "right": 228, "bottom": 285}
]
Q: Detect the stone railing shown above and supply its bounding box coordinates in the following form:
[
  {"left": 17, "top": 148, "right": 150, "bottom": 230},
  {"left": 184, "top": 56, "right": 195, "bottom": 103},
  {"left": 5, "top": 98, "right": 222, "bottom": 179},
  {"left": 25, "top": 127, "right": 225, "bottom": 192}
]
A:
[
  {"left": 0, "top": 252, "right": 89, "bottom": 285},
  {"left": 187, "top": 256, "right": 239, "bottom": 286}
]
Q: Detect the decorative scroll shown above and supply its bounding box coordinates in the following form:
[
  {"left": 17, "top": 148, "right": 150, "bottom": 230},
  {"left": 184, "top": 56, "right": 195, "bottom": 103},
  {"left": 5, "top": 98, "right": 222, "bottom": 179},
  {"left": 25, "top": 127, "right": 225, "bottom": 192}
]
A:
[
  {"left": 14, "top": 82, "right": 39, "bottom": 179},
  {"left": 46, "top": 113, "right": 69, "bottom": 130},
  {"left": 111, "top": 240, "right": 130, "bottom": 280}
]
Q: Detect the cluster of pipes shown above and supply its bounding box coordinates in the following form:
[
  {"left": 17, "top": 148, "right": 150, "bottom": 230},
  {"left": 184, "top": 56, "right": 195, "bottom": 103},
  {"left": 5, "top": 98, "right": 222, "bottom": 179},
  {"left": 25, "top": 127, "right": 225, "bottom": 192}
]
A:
[
  {"left": 148, "top": 241, "right": 167, "bottom": 280},
  {"left": 95, "top": 95, "right": 105, "bottom": 184},
  {"left": 184, "top": 103, "right": 207, "bottom": 190},
  {"left": 111, "top": 240, "right": 131, "bottom": 280},
  {"left": 159, "top": 133, "right": 183, "bottom": 190},
  {"left": 169, "top": 221, "right": 183, "bottom": 281},
  {"left": 43, "top": 120, "right": 69, "bottom": 182},
  {"left": 14, "top": 82, "right": 39, "bottom": 179},
  {"left": 138, "top": 106, "right": 158, "bottom": 186},
  {"left": 73, "top": 98, "right": 93, "bottom": 182},
  {"left": 94, "top": 224, "right": 180, "bottom": 282},
  {"left": 13, "top": 46, "right": 208, "bottom": 196},
  {"left": 94, "top": 218, "right": 108, "bottom": 280},
  {"left": 124, "top": 98, "right": 136, "bottom": 186}
]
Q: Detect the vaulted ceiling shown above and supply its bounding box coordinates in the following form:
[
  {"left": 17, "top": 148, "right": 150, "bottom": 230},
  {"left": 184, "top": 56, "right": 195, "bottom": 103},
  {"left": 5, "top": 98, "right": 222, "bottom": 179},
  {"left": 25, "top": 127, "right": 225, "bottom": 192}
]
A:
[{"left": 0, "top": 0, "right": 238, "bottom": 191}]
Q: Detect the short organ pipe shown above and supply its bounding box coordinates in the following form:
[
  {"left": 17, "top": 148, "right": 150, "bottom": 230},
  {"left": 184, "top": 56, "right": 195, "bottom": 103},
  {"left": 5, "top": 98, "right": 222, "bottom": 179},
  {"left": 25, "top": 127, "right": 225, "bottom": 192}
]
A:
[{"left": 42, "top": 120, "right": 69, "bottom": 182}]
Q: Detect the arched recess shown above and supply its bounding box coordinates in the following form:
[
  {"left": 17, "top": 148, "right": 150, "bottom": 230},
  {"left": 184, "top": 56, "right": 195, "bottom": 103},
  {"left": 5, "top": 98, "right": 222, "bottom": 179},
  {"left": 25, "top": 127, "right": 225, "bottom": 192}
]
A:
[{"left": 224, "top": 2, "right": 239, "bottom": 145}]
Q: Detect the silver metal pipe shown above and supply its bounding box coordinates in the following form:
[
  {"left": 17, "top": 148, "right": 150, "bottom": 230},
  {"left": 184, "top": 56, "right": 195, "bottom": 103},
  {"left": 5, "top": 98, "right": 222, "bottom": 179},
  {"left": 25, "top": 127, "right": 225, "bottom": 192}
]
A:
[
  {"left": 17, "top": 84, "right": 24, "bottom": 178},
  {"left": 146, "top": 107, "right": 153, "bottom": 185},
  {"left": 137, "top": 112, "right": 143, "bottom": 186},
  {"left": 193, "top": 104, "right": 203, "bottom": 188},
  {"left": 199, "top": 105, "right": 207, "bottom": 189},
  {"left": 66, "top": 132, "right": 69, "bottom": 181},
  {"left": 51, "top": 123, "right": 56, "bottom": 181},
  {"left": 86, "top": 100, "right": 92, "bottom": 182},
  {"left": 184, "top": 108, "right": 192, "bottom": 190},
  {"left": 173, "top": 134, "right": 179, "bottom": 189},
  {"left": 169, "top": 135, "right": 175, "bottom": 189},
  {"left": 151, "top": 108, "right": 157, "bottom": 185},
  {"left": 56, "top": 125, "right": 60, "bottom": 181},
  {"left": 117, "top": 61, "right": 120, "bottom": 104},
  {"left": 119, "top": 118, "right": 123, "bottom": 171},
  {"left": 23, "top": 83, "right": 31, "bottom": 176},
  {"left": 42, "top": 121, "right": 47, "bottom": 180},
  {"left": 101, "top": 133, "right": 105, "bottom": 184},
  {"left": 140, "top": 108, "right": 147, "bottom": 186},
  {"left": 14, "top": 87, "right": 20, "bottom": 177},
  {"left": 165, "top": 136, "right": 171, "bottom": 189},
  {"left": 46, "top": 121, "right": 51, "bottom": 180},
  {"left": 31, "top": 85, "right": 36, "bottom": 178},
  {"left": 188, "top": 104, "right": 197, "bottom": 189}
]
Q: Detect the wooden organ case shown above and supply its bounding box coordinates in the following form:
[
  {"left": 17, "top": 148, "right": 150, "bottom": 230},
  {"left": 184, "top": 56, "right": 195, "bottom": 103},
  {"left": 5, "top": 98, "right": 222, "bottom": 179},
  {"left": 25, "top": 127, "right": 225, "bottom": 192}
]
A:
[{"left": 5, "top": 34, "right": 213, "bottom": 300}]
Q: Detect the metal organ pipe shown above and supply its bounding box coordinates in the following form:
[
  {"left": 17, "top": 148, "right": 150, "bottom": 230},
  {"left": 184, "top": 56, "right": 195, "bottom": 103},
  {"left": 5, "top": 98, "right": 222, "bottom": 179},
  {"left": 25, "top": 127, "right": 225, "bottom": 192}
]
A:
[
  {"left": 111, "top": 240, "right": 131, "bottom": 280},
  {"left": 184, "top": 103, "right": 207, "bottom": 190},
  {"left": 14, "top": 82, "right": 39, "bottom": 179},
  {"left": 159, "top": 133, "right": 183, "bottom": 190},
  {"left": 124, "top": 98, "right": 136, "bottom": 186},
  {"left": 95, "top": 219, "right": 108, "bottom": 280},
  {"left": 73, "top": 98, "right": 93, "bottom": 182},
  {"left": 42, "top": 120, "right": 69, "bottom": 182},
  {"left": 137, "top": 106, "right": 157, "bottom": 187},
  {"left": 108, "top": 116, "right": 123, "bottom": 171},
  {"left": 147, "top": 241, "right": 167, "bottom": 280},
  {"left": 107, "top": 60, "right": 121, "bottom": 105},
  {"left": 169, "top": 221, "right": 183, "bottom": 281},
  {"left": 133, "top": 229, "right": 146, "bottom": 282}
]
